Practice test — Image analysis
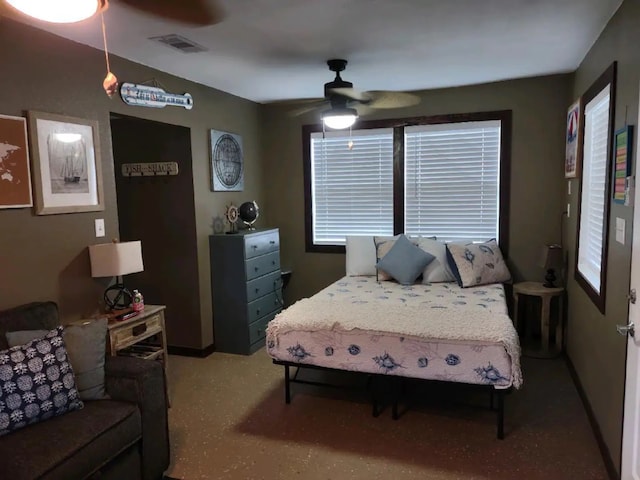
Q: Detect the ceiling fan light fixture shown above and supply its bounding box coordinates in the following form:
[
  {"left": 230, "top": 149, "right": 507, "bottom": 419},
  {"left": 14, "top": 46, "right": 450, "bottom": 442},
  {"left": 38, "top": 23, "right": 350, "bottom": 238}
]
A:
[
  {"left": 6, "top": 0, "right": 107, "bottom": 23},
  {"left": 322, "top": 108, "right": 358, "bottom": 130}
]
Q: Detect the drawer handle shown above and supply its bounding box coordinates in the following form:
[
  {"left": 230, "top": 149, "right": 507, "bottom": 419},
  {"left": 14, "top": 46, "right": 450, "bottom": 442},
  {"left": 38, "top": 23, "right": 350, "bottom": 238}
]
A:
[
  {"left": 255, "top": 267, "right": 259, "bottom": 272},
  {"left": 255, "top": 288, "right": 260, "bottom": 293},
  {"left": 132, "top": 324, "right": 147, "bottom": 337},
  {"left": 271, "top": 261, "right": 275, "bottom": 265},
  {"left": 251, "top": 245, "right": 258, "bottom": 250},
  {"left": 256, "top": 309, "right": 260, "bottom": 315},
  {"left": 269, "top": 240, "right": 275, "bottom": 245}
]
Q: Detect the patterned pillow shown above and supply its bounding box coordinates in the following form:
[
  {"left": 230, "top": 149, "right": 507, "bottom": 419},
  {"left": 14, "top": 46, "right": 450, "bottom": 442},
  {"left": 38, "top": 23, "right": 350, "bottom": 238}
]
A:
[
  {"left": 446, "top": 239, "right": 511, "bottom": 287},
  {"left": 0, "top": 326, "right": 83, "bottom": 436},
  {"left": 376, "top": 234, "right": 436, "bottom": 285}
]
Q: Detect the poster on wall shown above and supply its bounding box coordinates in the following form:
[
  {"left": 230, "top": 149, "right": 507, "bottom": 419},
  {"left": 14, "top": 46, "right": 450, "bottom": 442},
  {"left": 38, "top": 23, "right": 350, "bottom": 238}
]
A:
[
  {"left": 210, "top": 129, "right": 243, "bottom": 192},
  {"left": 565, "top": 99, "right": 581, "bottom": 178},
  {"left": 0, "top": 114, "right": 33, "bottom": 209},
  {"left": 613, "top": 125, "right": 633, "bottom": 204}
]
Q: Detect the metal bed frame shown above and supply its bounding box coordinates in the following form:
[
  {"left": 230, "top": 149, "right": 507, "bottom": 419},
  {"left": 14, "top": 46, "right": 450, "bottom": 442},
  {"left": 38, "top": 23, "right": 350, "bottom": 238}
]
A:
[{"left": 272, "top": 359, "right": 511, "bottom": 439}]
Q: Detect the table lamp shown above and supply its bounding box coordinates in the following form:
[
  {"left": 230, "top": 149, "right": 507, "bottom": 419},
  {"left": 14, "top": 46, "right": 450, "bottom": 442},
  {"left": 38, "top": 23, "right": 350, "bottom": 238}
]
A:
[
  {"left": 89, "top": 240, "right": 144, "bottom": 310},
  {"left": 539, "top": 244, "right": 563, "bottom": 288}
]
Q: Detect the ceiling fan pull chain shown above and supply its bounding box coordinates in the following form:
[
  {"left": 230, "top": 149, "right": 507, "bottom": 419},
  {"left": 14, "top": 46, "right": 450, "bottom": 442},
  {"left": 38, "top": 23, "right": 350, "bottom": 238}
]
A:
[{"left": 101, "top": 11, "right": 118, "bottom": 98}]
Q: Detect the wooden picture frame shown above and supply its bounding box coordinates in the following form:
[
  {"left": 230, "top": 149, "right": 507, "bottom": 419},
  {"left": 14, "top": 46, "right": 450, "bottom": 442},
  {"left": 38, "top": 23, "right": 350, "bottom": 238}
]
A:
[
  {"left": 0, "top": 114, "right": 33, "bottom": 209},
  {"left": 565, "top": 98, "right": 582, "bottom": 178},
  {"left": 28, "top": 111, "right": 104, "bottom": 215}
]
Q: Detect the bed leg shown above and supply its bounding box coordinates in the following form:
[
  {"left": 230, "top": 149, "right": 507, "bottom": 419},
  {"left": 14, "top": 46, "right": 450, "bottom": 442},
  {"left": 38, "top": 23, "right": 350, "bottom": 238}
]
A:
[
  {"left": 392, "top": 377, "right": 400, "bottom": 420},
  {"left": 284, "top": 364, "right": 291, "bottom": 404},
  {"left": 496, "top": 389, "right": 504, "bottom": 440},
  {"left": 490, "top": 388, "right": 495, "bottom": 410}
]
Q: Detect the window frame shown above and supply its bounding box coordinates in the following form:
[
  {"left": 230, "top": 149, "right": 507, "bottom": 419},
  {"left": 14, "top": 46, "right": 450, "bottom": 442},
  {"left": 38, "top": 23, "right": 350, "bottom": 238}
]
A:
[
  {"left": 574, "top": 62, "right": 617, "bottom": 314},
  {"left": 302, "top": 110, "right": 512, "bottom": 255}
]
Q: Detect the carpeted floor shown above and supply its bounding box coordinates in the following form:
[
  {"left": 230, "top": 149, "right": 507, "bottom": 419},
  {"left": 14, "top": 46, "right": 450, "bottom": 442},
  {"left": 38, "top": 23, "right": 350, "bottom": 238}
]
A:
[{"left": 163, "top": 348, "right": 609, "bottom": 480}]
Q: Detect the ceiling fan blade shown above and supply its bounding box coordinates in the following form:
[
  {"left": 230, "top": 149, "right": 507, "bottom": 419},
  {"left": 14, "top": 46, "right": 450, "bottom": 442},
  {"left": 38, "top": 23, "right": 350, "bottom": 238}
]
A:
[
  {"left": 364, "top": 91, "right": 421, "bottom": 109},
  {"left": 288, "top": 100, "right": 328, "bottom": 117},
  {"left": 353, "top": 103, "right": 375, "bottom": 117},
  {"left": 328, "top": 87, "right": 370, "bottom": 102},
  {"left": 117, "top": 0, "right": 224, "bottom": 26}
]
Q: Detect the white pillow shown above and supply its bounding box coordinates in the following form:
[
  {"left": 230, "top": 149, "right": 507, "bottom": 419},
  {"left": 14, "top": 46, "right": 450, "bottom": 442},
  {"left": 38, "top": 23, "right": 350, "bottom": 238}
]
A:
[
  {"left": 345, "top": 236, "right": 377, "bottom": 276},
  {"left": 416, "top": 237, "right": 456, "bottom": 283}
]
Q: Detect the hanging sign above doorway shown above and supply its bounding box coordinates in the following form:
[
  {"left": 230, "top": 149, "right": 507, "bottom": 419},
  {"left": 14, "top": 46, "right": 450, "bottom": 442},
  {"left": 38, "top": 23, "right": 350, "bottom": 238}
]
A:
[
  {"left": 120, "top": 83, "right": 193, "bottom": 110},
  {"left": 122, "top": 162, "right": 179, "bottom": 177}
]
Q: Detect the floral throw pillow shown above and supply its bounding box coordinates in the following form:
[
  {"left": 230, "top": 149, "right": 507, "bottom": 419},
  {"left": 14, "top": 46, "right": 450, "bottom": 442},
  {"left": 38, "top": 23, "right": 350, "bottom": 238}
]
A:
[
  {"left": 0, "top": 326, "right": 83, "bottom": 436},
  {"left": 446, "top": 239, "right": 512, "bottom": 288}
]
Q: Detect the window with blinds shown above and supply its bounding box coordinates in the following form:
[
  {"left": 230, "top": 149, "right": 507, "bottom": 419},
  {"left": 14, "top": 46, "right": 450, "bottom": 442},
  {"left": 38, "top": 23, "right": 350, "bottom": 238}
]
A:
[
  {"left": 404, "top": 121, "right": 501, "bottom": 242},
  {"left": 310, "top": 128, "right": 394, "bottom": 245},
  {"left": 577, "top": 84, "right": 611, "bottom": 294}
]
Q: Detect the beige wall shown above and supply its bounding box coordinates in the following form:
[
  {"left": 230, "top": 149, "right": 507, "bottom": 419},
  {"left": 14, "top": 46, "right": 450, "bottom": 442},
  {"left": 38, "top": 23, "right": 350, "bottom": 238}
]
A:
[
  {"left": 567, "top": 0, "right": 640, "bottom": 473},
  {"left": 0, "top": 19, "right": 264, "bottom": 349},
  {"left": 261, "top": 75, "right": 571, "bottom": 304}
]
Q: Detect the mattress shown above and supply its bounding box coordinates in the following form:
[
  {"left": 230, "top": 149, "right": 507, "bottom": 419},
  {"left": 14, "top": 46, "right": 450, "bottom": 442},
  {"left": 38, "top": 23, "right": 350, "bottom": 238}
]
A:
[{"left": 266, "top": 276, "right": 522, "bottom": 389}]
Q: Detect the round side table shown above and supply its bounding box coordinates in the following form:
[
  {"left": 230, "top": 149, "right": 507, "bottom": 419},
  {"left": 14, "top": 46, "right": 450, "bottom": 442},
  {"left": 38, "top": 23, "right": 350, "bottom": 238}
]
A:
[{"left": 513, "top": 281, "right": 565, "bottom": 354}]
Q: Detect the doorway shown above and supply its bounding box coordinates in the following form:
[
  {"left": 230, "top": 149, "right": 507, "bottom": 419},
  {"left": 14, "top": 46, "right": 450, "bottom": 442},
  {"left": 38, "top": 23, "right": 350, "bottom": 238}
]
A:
[{"left": 110, "top": 113, "right": 202, "bottom": 349}]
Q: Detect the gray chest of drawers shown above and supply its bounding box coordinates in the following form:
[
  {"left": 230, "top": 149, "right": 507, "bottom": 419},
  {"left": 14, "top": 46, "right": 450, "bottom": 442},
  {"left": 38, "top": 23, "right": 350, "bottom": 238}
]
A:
[{"left": 209, "top": 228, "right": 283, "bottom": 354}]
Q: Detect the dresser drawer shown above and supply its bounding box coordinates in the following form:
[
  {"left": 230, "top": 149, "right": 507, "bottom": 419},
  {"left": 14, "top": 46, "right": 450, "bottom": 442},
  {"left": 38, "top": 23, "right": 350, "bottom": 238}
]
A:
[
  {"left": 246, "top": 270, "right": 281, "bottom": 303},
  {"left": 244, "top": 231, "right": 279, "bottom": 259},
  {"left": 245, "top": 250, "right": 280, "bottom": 281},
  {"left": 247, "top": 292, "right": 281, "bottom": 324},
  {"left": 248, "top": 309, "right": 279, "bottom": 346}
]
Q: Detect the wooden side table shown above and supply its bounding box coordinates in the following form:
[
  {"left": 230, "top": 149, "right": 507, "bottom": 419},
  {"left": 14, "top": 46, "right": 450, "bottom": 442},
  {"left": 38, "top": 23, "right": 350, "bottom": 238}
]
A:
[
  {"left": 106, "top": 305, "right": 170, "bottom": 403},
  {"left": 513, "top": 282, "right": 564, "bottom": 354}
]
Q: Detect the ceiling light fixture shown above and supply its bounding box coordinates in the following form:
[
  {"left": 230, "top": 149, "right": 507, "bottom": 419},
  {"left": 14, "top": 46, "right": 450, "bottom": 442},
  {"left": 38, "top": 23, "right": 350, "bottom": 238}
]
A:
[
  {"left": 322, "top": 107, "right": 358, "bottom": 130},
  {"left": 6, "top": 0, "right": 108, "bottom": 23}
]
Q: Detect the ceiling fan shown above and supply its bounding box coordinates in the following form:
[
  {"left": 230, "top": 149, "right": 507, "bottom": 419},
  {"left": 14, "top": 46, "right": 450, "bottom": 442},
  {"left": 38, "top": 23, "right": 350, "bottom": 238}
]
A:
[
  {"left": 3, "top": 0, "right": 224, "bottom": 26},
  {"left": 294, "top": 59, "right": 421, "bottom": 130}
]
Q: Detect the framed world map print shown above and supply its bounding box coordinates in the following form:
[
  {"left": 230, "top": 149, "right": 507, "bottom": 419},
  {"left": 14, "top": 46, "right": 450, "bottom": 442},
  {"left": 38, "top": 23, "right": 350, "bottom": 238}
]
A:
[
  {"left": 210, "top": 129, "right": 243, "bottom": 192},
  {"left": 0, "top": 114, "right": 32, "bottom": 209}
]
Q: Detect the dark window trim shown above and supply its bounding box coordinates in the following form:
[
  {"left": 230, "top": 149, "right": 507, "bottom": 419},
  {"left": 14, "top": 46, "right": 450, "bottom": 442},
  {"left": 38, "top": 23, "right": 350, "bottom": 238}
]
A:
[
  {"left": 303, "top": 110, "right": 512, "bottom": 255},
  {"left": 574, "top": 61, "right": 617, "bottom": 314}
]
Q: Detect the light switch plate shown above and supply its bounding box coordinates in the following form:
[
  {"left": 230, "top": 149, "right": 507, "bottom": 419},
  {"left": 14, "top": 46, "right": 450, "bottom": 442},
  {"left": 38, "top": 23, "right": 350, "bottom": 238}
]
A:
[
  {"left": 567, "top": 203, "right": 570, "bottom": 218},
  {"left": 616, "top": 217, "right": 625, "bottom": 245},
  {"left": 568, "top": 181, "right": 571, "bottom": 195},
  {"left": 95, "top": 218, "right": 105, "bottom": 238}
]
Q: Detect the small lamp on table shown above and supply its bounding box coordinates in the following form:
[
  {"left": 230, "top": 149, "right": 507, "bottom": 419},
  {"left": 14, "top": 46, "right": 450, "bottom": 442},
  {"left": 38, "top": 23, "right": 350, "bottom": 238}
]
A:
[
  {"left": 539, "top": 244, "right": 563, "bottom": 288},
  {"left": 89, "top": 240, "right": 144, "bottom": 310}
]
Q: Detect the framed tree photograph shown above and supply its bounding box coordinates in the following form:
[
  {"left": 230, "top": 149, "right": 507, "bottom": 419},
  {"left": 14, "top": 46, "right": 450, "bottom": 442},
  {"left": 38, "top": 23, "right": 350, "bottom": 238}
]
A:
[
  {"left": 565, "top": 99, "right": 582, "bottom": 178},
  {"left": 28, "top": 111, "right": 104, "bottom": 215},
  {"left": 0, "top": 114, "right": 33, "bottom": 209},
  {"left": 210, "top": 129, "right": 244, "bottom": 192}
]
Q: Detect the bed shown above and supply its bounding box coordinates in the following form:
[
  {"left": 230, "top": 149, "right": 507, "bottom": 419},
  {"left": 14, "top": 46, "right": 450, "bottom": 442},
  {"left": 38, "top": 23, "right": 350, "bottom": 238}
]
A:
[{"left": 266, "top": 236, "right": 522, "bottom": 438}]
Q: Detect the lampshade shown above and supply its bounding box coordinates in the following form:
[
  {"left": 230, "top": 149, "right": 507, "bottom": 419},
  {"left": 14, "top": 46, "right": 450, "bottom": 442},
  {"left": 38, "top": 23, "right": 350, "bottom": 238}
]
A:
[
  {"left": 323, "top": 107, "right": 358, "bottom": 130},
  {"left": 6, "top": 0, "right": 107, "bottom": 23},
  {"left": 89, "top": 241, "right": 144, "bottom": 278},
  {"left": 539, "top": 244, "right": 563, "bottom": 270}
]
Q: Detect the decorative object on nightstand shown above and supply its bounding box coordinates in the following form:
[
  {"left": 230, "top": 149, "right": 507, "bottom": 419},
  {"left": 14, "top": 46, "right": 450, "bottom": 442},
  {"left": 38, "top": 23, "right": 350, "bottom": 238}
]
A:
[
  {"left": 209, "top": 228, "right": 282, "bottom": 354},
  {"left": 513, "top": 281, "right": 565, "bottom": 357},
  {"left": 238, "top": 200, "right": 259, "bottom": 230},
  {"left": 539, "top": 244, "right": 563, "bottom": 288},
  {"left": 89, "top": 239, "right": 144, "bottom": 310}
]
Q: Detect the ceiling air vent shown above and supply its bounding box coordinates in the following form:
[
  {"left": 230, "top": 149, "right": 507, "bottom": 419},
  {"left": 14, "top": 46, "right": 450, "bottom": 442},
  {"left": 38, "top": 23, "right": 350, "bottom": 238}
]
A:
[{"left": 149, "top": 34, "right": 207, "bottom": 54}]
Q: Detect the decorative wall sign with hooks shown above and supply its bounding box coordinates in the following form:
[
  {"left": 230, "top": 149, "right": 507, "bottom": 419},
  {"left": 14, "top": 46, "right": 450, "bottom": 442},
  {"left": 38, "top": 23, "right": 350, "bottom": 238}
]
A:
[
  {"left": 120, "top": 82, "right": 193, "bottom": 110},
  {"left": 122, "top": 162, "right": 179, "bottom": 177}
]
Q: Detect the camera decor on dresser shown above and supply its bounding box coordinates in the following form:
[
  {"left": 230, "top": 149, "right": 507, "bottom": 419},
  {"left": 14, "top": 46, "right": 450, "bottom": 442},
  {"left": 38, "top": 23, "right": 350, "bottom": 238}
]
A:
[{"left": 209, "top": 228, "right": 283, "bottom": 354}]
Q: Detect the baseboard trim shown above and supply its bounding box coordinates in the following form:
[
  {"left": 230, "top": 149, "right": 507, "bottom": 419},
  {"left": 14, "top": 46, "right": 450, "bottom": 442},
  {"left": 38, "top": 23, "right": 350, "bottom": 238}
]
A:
[
  {"left": 564, "top": 353, "right": 618, "bottom": 480},
  {"left": 167, "top": 344, "right": 215, "bottom": 357}
]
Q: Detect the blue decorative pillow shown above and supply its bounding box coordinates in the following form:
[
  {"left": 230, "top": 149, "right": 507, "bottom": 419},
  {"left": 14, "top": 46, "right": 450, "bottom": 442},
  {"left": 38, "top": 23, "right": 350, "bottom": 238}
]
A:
[
  {"left": 446, "top": 239, "right": 512, "bottom": 287},
  {"left": 0, "top": 326, "right": 83, "bottom": 436},
  {"left": 376, "top": 234, "right": 435, "bottom": 285}
]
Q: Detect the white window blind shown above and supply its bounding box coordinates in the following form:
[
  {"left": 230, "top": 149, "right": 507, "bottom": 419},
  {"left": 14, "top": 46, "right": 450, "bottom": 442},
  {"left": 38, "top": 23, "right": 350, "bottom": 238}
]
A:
[
  {"left": 311, "top": 128, "right": 394, "bottom": 245},
  {"left": 404, "top": 121, "right": 501, "bottom": 242},
  {"left": 578, "top": 84, "right": 611, "bottom": 293}
]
